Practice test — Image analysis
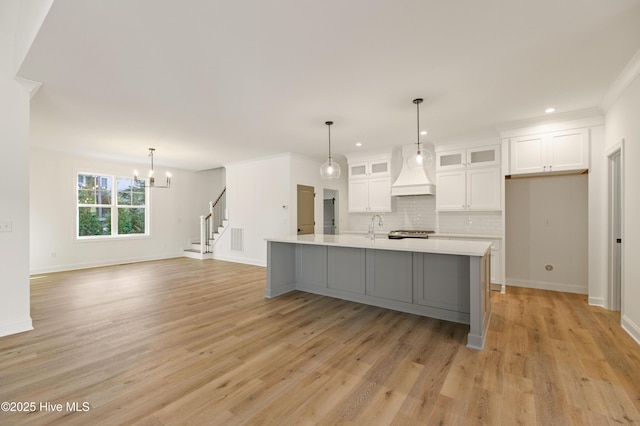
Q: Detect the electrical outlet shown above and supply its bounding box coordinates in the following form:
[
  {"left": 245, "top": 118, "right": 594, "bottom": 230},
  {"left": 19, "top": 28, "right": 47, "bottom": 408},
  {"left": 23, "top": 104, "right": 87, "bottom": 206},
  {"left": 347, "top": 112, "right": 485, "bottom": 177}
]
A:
[{"left": 0, "top": 221, "right": 12, "bottom": 233}]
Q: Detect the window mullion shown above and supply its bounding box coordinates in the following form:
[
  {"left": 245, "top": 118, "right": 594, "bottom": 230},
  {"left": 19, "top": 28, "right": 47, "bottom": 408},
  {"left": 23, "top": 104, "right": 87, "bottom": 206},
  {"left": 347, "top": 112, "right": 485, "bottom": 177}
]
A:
[{"left": 112, "top": 179, "right": 118, "bottom": 236}]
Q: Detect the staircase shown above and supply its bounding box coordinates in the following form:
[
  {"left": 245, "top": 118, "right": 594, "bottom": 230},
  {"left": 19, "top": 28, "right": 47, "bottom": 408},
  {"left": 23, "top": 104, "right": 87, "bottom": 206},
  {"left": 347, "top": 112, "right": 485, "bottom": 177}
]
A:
[{"left": 183, "top": 188, "right": 228, "bottom": 259}]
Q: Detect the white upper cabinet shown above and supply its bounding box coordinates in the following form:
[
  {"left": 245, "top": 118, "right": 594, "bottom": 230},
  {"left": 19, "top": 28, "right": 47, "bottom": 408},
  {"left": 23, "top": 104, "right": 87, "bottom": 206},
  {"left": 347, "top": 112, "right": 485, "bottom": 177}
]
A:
[
  {"left": 348, "top": 159, "right": 391, "bottom": 179},
  {"left": 467, "top": 146, "right": 501, "bottom": 168},
  {"left": 349, "top": 177, "right": 391, "bottom": 213},
  {"left": 346, "top": 152, "right": 392, "bottom": 213},
  {"left": 435, "top": 144, "right": 501, "bottom": 212},
  {"left": 436, "top": 149, "right": 465, "bottom": 171},
  {"left": 435, "top": 170, "right": 466, "bottom": 210},
  {"left": 436, "top": 167, "right": 501, "bottom": 211},
  {"left": 510, "top": 128, "right": 588, "bottom": 175},
  {"left": 436, "top": 145, "right": 500, "bottom": 171}
]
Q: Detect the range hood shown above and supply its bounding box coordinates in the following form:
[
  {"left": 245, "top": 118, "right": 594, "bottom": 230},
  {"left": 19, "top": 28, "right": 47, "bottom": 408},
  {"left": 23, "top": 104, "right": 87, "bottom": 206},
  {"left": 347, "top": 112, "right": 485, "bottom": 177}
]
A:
[{"left": 391, "top": 144, "right": 435, "bottom": 196}]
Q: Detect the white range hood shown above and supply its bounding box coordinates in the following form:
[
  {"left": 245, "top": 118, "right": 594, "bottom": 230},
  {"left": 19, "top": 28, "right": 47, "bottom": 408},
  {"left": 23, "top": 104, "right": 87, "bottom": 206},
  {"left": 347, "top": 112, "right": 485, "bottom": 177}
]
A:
[{"left": 391, "top": 144, "right": 435, "bottom": 196}]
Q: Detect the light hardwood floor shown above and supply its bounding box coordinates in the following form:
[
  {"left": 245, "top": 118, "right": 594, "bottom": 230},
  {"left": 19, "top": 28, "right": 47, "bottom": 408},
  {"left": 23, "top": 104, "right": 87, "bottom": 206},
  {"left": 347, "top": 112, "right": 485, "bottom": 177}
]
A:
[{"left": 1, "top": 258, "right": 639, "bottom": 425}]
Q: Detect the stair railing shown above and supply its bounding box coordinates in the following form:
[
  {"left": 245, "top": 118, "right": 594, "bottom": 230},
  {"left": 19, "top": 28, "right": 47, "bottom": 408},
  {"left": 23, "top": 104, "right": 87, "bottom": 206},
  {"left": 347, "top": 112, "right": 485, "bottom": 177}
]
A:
[{"left": 199, "top": 187, "right": 226, "bottom": 254}]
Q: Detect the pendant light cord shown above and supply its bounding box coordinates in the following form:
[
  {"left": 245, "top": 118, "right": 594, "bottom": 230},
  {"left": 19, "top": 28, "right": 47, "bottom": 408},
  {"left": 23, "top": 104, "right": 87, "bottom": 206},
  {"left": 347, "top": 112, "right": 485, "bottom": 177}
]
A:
[
  {"left": 328, "top": 123, "right": 331, "bottom": 158},
  {"left": 413, "top": 98, "right": 423, "bottom": 153},
  {"left": 416, "top": 101, "right": 420, "bottom": 149}
]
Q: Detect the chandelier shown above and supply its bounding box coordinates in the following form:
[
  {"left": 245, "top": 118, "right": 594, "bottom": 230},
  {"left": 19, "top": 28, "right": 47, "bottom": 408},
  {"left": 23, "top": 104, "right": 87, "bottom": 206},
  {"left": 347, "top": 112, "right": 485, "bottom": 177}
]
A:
[{"left": 133, "top": 148, "right": 171, "bottom": 188}]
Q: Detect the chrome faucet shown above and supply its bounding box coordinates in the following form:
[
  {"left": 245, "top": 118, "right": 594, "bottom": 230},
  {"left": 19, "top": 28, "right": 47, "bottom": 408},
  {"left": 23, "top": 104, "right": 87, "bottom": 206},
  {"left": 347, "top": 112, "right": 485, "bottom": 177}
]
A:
[{"left": 368, "top": 214, "right": 383, "bottom": 240}]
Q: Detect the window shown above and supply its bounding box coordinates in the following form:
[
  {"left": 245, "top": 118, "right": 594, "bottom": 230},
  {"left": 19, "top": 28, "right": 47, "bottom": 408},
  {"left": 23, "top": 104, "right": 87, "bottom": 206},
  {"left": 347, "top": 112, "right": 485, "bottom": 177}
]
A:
[{"left": 77, "top": 173, "right": 148, "bottom": 238}]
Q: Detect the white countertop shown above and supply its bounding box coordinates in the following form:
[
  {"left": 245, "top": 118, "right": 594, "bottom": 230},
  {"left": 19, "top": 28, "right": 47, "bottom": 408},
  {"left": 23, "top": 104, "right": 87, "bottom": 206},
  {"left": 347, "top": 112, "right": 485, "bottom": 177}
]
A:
[
  {"left": 266, "top": 234, "right": 491, "bottom": 257},
  {"left": 431, "top": 233, "right": 503, "bottom": 240},
  {"left": 341, "top": 231, "right": 503, "bottom": 240}
]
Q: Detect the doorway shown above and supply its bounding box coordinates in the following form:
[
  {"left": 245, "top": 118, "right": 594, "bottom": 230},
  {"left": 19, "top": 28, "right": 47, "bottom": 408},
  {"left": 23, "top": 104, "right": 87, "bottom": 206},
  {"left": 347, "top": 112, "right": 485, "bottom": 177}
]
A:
[
  {"left": 323, "top": 189, "right": 339, "bottom": 234},
  {"left": 297, "top": 184, "right": 315, "bottom": 235},
  {"left": 607, "top": 142, "right": 624, "bottom": 312}
]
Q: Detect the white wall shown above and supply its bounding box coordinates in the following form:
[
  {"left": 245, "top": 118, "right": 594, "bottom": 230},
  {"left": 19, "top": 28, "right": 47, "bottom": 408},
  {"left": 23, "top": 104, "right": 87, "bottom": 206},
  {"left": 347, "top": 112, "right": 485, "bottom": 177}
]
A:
[
  {"left": 0, "top": 0, "right": 40, "bottom": 336},
  {"left": 30, "top": 147, "right": 198, "bottom": 273},
  {"left": 213, "top": 154, "right": 291, "bottom": 266},
  {"left": 213, "top": 153, "right": 348, "bottom": 266},
  {"left": 505, "top": 174, "right": 589, "bottom": 294},
  {"left": 604, "top": 71, "right": 640, "bottom": 344}
]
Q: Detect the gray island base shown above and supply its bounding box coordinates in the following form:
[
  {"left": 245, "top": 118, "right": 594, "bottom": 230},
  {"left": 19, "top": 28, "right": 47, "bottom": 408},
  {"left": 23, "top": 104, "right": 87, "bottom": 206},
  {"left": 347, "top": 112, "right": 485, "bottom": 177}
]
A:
[{"left": 266, "top": 234, "right": 492, "bottom": 350}]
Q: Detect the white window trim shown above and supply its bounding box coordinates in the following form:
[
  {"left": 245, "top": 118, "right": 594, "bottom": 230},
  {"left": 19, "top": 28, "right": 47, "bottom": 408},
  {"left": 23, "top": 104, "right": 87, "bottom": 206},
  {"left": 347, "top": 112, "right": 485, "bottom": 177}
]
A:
[{"left": 75, "top": 171, "right": 151, "bottom": 241}]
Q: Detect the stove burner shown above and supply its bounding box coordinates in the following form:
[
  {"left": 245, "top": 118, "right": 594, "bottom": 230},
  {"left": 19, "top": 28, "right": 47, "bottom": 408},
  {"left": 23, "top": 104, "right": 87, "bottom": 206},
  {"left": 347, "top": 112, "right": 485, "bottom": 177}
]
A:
[{"left": 388, "top": 230, "right": 435, "bottom": 239}]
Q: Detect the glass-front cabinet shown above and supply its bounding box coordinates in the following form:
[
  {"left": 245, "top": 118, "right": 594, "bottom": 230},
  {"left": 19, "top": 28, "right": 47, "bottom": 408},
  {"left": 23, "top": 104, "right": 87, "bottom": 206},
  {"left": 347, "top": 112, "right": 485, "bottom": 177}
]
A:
[
  {"left": 436, "top": 145, "right": 500, "bottom": 171},
  {"left": 348, "top": 159, "right": 391, "bottom": 179}
]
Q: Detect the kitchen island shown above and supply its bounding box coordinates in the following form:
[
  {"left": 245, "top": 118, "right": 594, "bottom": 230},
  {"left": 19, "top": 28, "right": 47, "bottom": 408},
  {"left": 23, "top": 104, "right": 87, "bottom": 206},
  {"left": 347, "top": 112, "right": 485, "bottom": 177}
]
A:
[{"left": 265, "top": 234, "right": 492, "bottom": 350}]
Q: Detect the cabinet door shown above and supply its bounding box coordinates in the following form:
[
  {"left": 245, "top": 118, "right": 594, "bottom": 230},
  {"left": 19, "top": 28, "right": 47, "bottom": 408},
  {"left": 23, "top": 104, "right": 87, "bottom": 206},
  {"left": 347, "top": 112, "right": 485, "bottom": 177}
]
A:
[
  {"left": 366, "top": 249, "right": 412, "bottom": 303},
  {"left": 467, "top": 146, "right": 500, "bottom": 168},
  {"left": 467, "top": 167, "right": 501, "bottom": 210},
  {"left": 510, "top": 135, "right": 546, "bottom": 174},
  {"left": 296, "top": 245, "right": 327, "bottom": 289},
  {"left": 369, "top": 159, "right": 391, "bottom": 177},
  {"left": 436, "top": 170, "right": 466, "bottom": 211},
  {"left": 490, "top": 249, "right": 500, "bottom": 284},
  {"left": 349, "top": 162, "right": 368, "bottom": 179},
  {"left": 348, "top": 180, "right": 369, "bottom": 212},
  {"left": 367, "top": 177, "right": 391, "bottom": 212},
  {"left": 328, "top": 247, "right": 366, "bottom": 294},
  {"left": 547, "top": 128, "right": 588, "bottom": 172},
  {"left": 414, "top": 253, "right": 470, "bottom": 312},
  {"left": 436, "top": 150, "right": 465, "bottom": 171}
]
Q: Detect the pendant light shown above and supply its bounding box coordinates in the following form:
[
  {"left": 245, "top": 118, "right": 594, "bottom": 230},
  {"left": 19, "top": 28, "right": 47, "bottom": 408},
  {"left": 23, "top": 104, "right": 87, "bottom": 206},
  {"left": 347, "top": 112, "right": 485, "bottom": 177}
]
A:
[
  {"left": 320, "top": 121, "right": 341, "bottom": 180},
  {"left": 133, "top": 148, "right": 171, "bottom": 188},
  {"left": 407, "top": 98, "right": 433, "bottom": 169}
]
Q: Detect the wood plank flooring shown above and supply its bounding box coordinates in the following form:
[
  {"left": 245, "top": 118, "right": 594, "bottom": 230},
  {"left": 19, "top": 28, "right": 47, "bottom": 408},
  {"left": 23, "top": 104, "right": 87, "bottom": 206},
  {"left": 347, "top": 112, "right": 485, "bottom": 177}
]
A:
[{"left": 0, "top": 257, "right": 639, "bottom": 425}]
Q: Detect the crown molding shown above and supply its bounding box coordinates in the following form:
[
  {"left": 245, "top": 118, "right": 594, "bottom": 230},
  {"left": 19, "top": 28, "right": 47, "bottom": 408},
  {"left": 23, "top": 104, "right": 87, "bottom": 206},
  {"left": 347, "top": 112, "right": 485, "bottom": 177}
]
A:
[
  {"left": 15, "top": 77, "right": 41, "bottom": 98},
  {"left": 600, "top": 47, "right": 640, "bottom": 112}
]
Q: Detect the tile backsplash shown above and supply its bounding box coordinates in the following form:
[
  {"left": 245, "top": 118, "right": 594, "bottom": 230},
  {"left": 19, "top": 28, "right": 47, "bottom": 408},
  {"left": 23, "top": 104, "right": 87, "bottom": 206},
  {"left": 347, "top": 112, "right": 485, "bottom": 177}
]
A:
[
  {"left": 347, "top": 196, "right": 502, "bottom": 236},
  {"left": 437, "top": 211, "right": 502, "bottom": 235},
  {"left": 348, "top": 196, "right": 436, "bottom": 232}
]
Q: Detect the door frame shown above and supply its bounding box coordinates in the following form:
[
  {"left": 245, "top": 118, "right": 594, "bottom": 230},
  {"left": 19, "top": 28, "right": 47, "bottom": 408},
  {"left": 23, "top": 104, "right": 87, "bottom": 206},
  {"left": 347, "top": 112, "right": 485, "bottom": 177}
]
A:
[
  {"left": 323, "top": 188, "right": 339, "bottom": 235},
  {"left": 606, "top": 139, "right": 625, "bottom": 313}
]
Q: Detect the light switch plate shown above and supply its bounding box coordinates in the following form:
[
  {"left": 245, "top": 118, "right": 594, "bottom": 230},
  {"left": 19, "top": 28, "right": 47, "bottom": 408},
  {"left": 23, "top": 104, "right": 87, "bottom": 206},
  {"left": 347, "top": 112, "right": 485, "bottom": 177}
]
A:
[{"left": 0, "top": 221, "right": 13, "bottom": 233}]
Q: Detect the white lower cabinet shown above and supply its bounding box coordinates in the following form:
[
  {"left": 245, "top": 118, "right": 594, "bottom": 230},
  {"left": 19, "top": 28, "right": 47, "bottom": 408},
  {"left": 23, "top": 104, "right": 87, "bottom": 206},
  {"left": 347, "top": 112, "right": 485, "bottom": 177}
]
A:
[{"left": 490, "top": 245, "right": 500, "bottom": 285}]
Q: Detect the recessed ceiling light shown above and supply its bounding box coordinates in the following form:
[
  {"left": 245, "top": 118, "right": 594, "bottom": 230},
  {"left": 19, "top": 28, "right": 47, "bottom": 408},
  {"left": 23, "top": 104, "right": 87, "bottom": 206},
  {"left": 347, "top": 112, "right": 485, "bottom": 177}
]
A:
[
  {"left": 355, "top": 142, "right": 362, "bottom": 147},
  {"left": 545, "top": 107, "right": 556, "bottom": 114},
  {"left": 420, "top": 130, "right": 427, "bottom": 135}
]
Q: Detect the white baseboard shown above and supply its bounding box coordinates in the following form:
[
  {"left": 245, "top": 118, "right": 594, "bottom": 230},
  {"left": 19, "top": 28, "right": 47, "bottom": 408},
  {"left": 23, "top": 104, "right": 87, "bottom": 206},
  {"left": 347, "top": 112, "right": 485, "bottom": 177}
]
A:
[
  {"left": 0, "top": 318, "right": 33, "bottom": 338},
  {"left": 588, "top": 296, "right": 605, "bottom": 307},
  {"left": 506, "top": 278, "right": 587, "bottom": 295},
  {"left": 212, "top": 254, "right": 266, "bottom": 268},
  {"left": 29, "top": 253, "right": 183, "bottom": 275},
  {"left": 622, "top": 314, "right": 640, "bottom": 346}
]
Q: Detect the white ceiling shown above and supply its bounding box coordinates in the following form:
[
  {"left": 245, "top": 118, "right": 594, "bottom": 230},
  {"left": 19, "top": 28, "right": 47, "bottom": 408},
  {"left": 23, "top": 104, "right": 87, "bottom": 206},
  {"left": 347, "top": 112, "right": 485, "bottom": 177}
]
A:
[{"left": 18, "top": 0, "right": 640, "bottom": 170}]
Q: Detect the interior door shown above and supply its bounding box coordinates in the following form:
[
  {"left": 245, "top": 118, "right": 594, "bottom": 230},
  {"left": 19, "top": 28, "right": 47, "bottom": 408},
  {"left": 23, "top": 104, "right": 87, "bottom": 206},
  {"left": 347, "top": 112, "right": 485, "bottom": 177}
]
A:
[
  {"left": 297, "top": 184, "right": 315, "bottom": 235},
  {"left": 323, "top": 198, "right": 336, "bottom": 234}
]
